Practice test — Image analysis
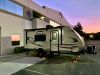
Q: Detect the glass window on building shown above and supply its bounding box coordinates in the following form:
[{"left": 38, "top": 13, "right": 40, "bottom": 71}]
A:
[
  {"left": 0, "top": 0, "right": 5, "bottom": 9},
  {"left": 0, "top": 0, "right": 23, "bottom": 16},
  {"left": 15, "top": 4, "right": 23, "bottom": 16}
]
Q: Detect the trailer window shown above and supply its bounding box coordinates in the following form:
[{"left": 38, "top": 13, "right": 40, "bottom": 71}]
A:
[
  {"left": 35, "top": 34, "right": 46, "bottom": 41},
  {"left": 52, "top": 32, "right": 57, "bottom": 40}
]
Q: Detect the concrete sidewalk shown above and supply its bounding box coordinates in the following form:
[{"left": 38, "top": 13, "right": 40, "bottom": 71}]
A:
[
  {"left": 0, "top": 53, "right": 27, "bottom": 62},
  {"left": 0, "top": 57, "right": 45, "bottom": 75}
]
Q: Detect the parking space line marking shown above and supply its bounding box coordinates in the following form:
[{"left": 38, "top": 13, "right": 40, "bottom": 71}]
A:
[{"left": 25, "top": 69, "right": 49, "bottom": 75}]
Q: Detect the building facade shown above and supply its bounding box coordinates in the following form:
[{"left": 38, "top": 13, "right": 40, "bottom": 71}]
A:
[{"left": 0, "top": 0, "right": 72, "bottom": 55}]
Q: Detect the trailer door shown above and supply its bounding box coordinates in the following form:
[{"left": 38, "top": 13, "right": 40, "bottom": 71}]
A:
[{"left": 50, "top": 30, "right": 60, "bottom": 53}]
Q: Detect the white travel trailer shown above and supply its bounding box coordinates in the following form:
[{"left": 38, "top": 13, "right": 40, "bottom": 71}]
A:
[{"left": 24, "top": 25, "right": 85, "bottom": 60}]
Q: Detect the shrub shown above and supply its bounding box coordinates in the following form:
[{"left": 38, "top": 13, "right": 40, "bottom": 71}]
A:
[
  {"left": 13, "top": 46, "right": 24, "bottom": 54},
  {"left": 28, "top": 50, "right": 38, "bottom": 56}
]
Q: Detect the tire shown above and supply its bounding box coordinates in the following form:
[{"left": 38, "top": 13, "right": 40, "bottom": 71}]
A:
[
  {"left": 45, "top": 52, "right": 54, "bottom": 58},
  {"left": 37, "top": 48, "right": 45, "bottom": 58}
]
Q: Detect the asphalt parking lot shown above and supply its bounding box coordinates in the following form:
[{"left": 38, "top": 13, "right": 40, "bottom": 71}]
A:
[{"left": 12, "top": 40, "right": 100, "bottom": 75}]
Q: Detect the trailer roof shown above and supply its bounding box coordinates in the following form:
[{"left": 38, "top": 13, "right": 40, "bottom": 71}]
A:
[{"left": 25, "top": 26, "right": 64, "bottom": 31}]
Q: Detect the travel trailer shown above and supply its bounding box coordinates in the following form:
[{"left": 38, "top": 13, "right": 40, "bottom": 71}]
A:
[{"left": 24, "top": 25, "right": 85, "bottom": 60}]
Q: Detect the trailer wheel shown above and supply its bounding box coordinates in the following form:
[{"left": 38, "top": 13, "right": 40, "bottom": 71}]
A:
[
  {"left": 37, "top": 48, "right": 45, "bottom": 58},
  {"left": 45, "top": 52, "right": 54, "bottom": 58}
]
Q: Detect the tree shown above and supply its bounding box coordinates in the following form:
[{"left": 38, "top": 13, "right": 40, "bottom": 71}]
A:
[
  {"left": 74, "top": 22, "right": 84, "bottom": 36},
  {"left": 74, "top": 22, "right": 82, "bottom": 31},
  {"left": 73, "top": 22, "right": 91, "bottom": 40},
  {"left": 93, "top": 32, "right": 100, "bottom": 40}
]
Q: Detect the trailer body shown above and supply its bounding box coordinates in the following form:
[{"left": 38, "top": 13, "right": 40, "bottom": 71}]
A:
[{"left": 24, "top": 26, "right": 85, "bottom": 56}]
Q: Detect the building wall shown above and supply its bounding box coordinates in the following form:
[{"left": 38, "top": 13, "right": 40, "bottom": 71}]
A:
[
  {"left": 36, "top": 18, "right": 49, "bottom": 28},
  {"left": 50, "top": 20, "right": 60, "bottom": 27},
  {"left": 13, "top": 0, "right": 72, "bottom": 27},
  {"left": 32, "top": 18, "right": 49, "bottom": 28},
  {"left": 0, "top": 11, "right": 50, "bottom": 55},
  {"left": 0, "top": 12, "right": 32, "bottom": 55}
]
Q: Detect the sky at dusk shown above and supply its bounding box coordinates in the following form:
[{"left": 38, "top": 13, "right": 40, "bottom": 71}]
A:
[{"left": 32, "top": 0, "right": 100, "bottom": 33}]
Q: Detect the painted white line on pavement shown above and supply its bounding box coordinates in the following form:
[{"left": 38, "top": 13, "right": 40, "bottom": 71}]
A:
[{"left": 25, "top": 69, "right": 49, "bottom": 75}]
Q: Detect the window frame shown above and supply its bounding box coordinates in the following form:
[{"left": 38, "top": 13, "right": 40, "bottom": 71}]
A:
[{"left": 0, "top": 0, "right": 23, "bottom": 16}]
